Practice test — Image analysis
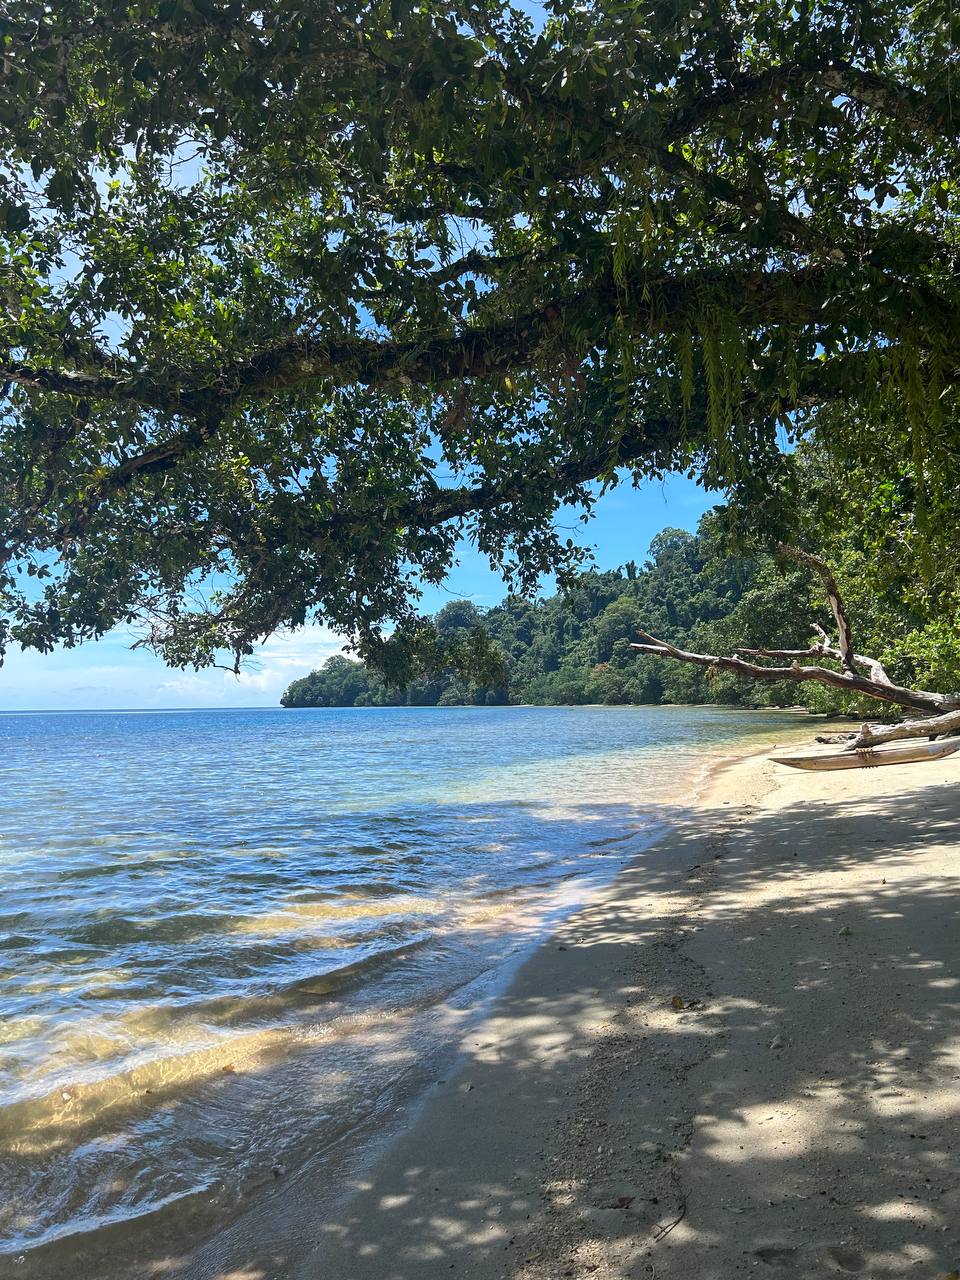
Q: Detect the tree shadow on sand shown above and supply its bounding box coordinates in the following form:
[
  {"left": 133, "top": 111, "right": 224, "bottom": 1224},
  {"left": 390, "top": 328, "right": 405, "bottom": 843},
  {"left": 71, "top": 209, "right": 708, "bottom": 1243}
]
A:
[
  {"left": 282, "top": 779, "right": 960, "bottom": 1280},
  {"left": 6, "top": 775, "right": 959, "bottom": 1280}
]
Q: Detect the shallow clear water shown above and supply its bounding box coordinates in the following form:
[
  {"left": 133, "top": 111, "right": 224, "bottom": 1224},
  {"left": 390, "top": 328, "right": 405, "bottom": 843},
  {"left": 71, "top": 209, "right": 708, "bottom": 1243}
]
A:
[{"left": 0, "top": 704, "right": 803, "bottom": 1259}]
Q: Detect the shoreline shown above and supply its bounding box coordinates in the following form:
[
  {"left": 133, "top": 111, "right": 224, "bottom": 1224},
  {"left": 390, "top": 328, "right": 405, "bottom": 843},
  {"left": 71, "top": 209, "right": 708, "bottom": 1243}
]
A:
[
  {"left": 12, "top": 722, "right": 958, "bottom": 1279},
  {"left": 187, "top": 733, "right": 959, "bottom": 1280},
  {"left": 2, "top": 724, "right": 801, "bottom": 1280},
  {"left": 1, "top": 718, "right": 804, "bottom": 1279}
]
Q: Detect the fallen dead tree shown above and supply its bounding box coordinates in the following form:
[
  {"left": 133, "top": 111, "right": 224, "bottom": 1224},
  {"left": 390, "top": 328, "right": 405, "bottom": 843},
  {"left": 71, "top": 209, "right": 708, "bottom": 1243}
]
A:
[{"left": 630, "top": 545, "right": 960, "bottom": 751}]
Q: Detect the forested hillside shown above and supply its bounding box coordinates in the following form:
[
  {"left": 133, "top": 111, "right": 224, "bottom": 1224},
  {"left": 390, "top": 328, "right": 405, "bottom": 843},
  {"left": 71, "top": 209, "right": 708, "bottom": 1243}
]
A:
[
  {"left": 282, "top": 430, "right": 960, "bottom": 713},
  {"left": 281, "top": 516, "right": 799, "bottom": 708}
]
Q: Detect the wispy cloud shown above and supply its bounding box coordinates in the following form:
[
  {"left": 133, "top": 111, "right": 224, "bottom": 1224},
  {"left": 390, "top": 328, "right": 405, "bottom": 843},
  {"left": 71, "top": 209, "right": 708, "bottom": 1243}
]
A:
[
  {"left": 160, "top": 625, "right": 345, "bottom": 697},
  {"left": 0, "top": 624, "right": 346, "bottom": 711}
]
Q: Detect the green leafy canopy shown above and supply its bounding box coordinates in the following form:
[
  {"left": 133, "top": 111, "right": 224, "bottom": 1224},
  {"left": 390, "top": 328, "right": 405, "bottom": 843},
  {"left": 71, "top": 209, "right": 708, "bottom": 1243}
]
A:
[{"left": 1, "top": 0, "right": 958, "bottom": 670}]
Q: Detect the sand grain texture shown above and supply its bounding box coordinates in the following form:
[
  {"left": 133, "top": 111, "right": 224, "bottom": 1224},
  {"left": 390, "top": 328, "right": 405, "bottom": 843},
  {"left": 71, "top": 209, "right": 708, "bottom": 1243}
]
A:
[
  {"left": 285, "top": 750, "right": 960, "bottom": 1280},
  {"left": 25, "top": 743, "right": 959, "bottom": 1280}
]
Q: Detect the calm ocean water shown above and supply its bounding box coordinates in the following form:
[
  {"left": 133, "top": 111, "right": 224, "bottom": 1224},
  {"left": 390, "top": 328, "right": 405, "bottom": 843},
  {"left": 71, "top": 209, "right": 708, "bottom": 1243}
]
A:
[{"left": 0, "top": 705, "right": 804, "bottom": 1262}]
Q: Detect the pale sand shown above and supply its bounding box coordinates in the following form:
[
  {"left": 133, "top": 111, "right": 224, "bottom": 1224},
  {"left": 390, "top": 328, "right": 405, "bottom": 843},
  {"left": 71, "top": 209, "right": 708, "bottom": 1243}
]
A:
[
  {"left": 24, "top": 738, "right": 960, "bottom": 1279},
  {"left": 170, "top": 741, "right": 959, "bottom": 1280}
]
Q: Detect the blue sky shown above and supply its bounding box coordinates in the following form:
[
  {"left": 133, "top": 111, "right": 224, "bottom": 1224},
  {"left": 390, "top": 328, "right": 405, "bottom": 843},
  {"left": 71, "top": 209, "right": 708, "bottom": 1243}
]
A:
[
  {"left": 0, "top": 0, "right": 715, "bottom": 713},
  {"left": 0, "top": 471, "right": 716, "bottom": 712}
]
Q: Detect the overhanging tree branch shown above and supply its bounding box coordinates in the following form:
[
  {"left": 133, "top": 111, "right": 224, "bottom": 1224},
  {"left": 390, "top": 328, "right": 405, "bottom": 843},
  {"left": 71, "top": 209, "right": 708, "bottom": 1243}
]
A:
[
  {"left": 4, "top": 262, "right": 939, "bottom": 413},
  {"left": 0, "top": 342, "right": 937, "bottom": 575},
  {"left": 2, "top": 0, "right": 957, "bottom": 670},
  {"left": 663, "top": 61, "right": 952, "bottom": 143},
  {"left": 630, "top": 630, "right": 953, "bottom": 715},
  {"left": 735, "top": 625, "right": 894, "bottom": 686},
  {"left": 630, "top": 551, "right": 960, "bottom": 750},
  {"left": 775, "top": 543, "right": 856, "bottom": 670}
]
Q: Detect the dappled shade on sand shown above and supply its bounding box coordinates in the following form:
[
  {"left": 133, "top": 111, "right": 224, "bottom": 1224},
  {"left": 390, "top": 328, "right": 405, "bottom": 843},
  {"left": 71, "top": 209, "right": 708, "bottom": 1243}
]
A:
[{"left": 13, "top": 752, "right": 957, "bottom": 1280}]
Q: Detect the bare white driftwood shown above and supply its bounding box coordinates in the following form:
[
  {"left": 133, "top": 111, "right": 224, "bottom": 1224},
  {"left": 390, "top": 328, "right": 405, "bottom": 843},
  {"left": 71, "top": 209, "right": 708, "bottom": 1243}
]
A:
[{"left": 630, "top": 546, "right": 960, "bottom": 751}]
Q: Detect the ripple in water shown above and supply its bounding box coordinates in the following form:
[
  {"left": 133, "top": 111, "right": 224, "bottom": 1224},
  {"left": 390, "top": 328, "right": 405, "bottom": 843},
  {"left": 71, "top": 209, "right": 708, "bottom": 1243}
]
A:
[{"left": 0, "top": 704, "right": 805, "bottom": 1261}]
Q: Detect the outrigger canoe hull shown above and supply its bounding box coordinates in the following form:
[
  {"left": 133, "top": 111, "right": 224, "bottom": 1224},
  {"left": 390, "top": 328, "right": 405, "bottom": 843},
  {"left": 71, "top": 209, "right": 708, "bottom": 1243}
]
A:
[{"left": 771, "top": 739, "right": 960, "bottom": 771}]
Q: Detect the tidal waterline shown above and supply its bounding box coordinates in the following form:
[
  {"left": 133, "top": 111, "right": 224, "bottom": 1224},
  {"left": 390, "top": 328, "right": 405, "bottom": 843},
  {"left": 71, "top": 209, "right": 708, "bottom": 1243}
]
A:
[{"left": 0, "top": 705, "right": 806, "bottom": 1259}]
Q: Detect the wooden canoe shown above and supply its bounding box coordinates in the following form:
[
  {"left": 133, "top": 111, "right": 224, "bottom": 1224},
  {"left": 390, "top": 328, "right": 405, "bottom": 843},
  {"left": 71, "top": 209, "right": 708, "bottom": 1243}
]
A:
[{"left": 771, "top": 738, "right": 960, "bottom": 771}]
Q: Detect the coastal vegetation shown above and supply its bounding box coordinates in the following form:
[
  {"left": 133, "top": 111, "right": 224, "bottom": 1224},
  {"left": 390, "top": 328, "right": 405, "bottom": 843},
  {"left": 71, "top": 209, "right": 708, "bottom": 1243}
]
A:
[
  {"left": 1, "top": 0, "right": 957, "bottom": 717},
  {"left": 282, "top": 522, "right": 788, "bottom": 710},
  {"left": 2, "top": 3, "right": 959, "bottom": 1272},
  {"left": 283, "top": 427, "right": 960, "bottom": 722}
]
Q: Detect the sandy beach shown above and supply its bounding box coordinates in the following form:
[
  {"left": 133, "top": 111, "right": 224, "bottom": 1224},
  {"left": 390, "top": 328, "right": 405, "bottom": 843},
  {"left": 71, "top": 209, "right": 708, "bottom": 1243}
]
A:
[
  {"left": 19, "top": 733, "right": 960, "bottom": 1280},
  {"left": 228, "top": 739, "right": 960, "bottom": 1280}
]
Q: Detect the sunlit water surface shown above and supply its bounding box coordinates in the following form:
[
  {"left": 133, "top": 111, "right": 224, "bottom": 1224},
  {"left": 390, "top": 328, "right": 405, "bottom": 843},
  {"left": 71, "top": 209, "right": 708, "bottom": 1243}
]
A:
[{"left": 0, "top": 705, "right": 804, "bottom": 1258}]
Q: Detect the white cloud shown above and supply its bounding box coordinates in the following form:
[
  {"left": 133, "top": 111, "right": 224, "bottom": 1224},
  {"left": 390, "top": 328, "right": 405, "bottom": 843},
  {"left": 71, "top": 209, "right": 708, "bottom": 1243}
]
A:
[{"left": 0, "top": 624, "right": 346, "bottom": 711}]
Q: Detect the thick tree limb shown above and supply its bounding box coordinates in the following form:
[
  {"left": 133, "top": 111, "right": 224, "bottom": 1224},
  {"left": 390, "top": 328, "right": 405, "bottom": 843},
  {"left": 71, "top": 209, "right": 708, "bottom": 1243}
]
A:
[
  {"left": 499, "top": 61, "right": 954, "bottom": 262},
  {"left": 48, "top": 411, "right": 226, "bottom": 553},
  {"left": 162, "top": 265, "right": 841, "bottom": 402},
  {"left": 821, "top": 61, "right": 954, "bottom": 137},
  {"left": 629, "top": 631, "right": 958, "bottom": 715},
  {"left": 0, "top": 344, "right": 933, "bottom": 574},
  {"left": 495, "top": 75, "right": 826, "bottom": 254},
  {"left": 775, "top": 543, "right": 856, "bottom": 670},
  {"left": 0, "top": 360, "right": 220, "bottom": 417},
  {"left": 8, "top": 260, "right": 954, "bottom": 419},
  {"left": 664, "top": 61, "right": 952, "bottom": 144}
]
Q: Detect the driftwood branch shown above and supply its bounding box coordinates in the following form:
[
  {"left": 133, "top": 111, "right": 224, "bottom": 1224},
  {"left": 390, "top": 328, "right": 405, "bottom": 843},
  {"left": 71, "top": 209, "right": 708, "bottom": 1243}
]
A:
[
  {"left": 735, "top": 625, "right": 893, "bottom": 686},
  {"left": 630, "top": 632, "right": 953, "bottom": 715},
  {"left": 854, "top": 707, "right": 960, "bottom": 746},
  {"left": 631, "top": 630, "right": 960, "bottom": 748},
  {"left": 629, "top": 545, "right": 960, "bottom": 751},
  {"left": 775, "top": 544, "right": 856, "bottom": 670}
]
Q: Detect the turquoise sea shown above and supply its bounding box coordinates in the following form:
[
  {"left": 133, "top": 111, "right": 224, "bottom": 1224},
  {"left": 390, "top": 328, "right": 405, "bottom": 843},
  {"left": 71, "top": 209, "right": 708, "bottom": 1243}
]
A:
[{"left": 0, "top": 705, "right": 805, "bottom": 1263}]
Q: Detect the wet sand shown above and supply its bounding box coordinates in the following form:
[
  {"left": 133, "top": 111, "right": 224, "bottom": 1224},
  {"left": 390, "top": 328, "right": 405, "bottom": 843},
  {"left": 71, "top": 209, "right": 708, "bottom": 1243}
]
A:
[{"left": 26, "top": 733, "right": 960, "bottom": 1279}]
